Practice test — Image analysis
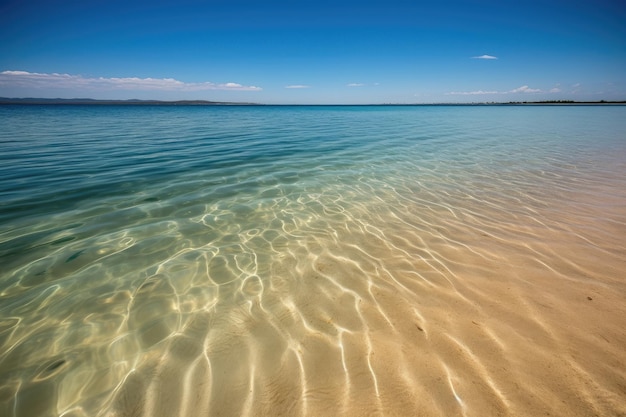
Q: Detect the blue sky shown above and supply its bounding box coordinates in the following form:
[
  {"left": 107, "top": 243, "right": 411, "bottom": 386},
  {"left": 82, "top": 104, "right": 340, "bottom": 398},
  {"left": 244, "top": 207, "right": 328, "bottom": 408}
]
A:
[{"left": 1, "top": 0, "right": 625, "bottom": 104}]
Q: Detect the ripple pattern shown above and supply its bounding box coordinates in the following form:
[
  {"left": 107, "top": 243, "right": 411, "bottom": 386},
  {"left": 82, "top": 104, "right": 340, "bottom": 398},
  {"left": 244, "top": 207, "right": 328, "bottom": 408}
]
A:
[{"left": 1, "top": 105, "right": 625, "bottom": 417}]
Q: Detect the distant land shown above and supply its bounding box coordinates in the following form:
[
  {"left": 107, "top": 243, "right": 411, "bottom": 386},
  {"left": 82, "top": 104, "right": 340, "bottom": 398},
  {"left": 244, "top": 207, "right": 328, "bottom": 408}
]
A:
[
  {"left": 0, "top": 97, "right": 625, "bottom": 106},
  {"left": 0, "top": 97, "right": 259, "bottom": 105}
]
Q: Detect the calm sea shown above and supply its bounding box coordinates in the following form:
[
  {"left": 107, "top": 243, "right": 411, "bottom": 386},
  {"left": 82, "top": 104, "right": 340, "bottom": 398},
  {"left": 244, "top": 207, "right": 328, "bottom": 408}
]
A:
[{"left": 1, "top": 105, "right": 625, "bottom": 416}]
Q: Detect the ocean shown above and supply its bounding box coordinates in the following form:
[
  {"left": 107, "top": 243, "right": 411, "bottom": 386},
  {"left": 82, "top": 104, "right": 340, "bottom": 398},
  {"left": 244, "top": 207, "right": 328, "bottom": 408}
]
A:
[{"left": 1, "top": 104, "right": 625, "bottom": 416}]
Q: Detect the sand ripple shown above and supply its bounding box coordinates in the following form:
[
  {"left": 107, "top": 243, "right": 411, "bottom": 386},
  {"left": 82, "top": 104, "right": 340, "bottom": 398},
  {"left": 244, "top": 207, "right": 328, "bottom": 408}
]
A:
[{"left": 1, "top": 106, "right": 625, "bottom": 416}]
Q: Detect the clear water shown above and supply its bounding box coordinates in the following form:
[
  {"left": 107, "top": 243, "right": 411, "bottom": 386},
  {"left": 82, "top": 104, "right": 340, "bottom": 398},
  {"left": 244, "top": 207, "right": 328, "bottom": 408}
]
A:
[{"left": 1, "top": 105, "right": 625, "bottom": 416}]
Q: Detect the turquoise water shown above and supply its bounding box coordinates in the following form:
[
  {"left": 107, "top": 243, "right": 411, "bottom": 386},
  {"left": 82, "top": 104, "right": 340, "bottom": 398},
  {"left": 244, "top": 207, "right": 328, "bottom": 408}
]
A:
[{"left": 1, "top": 105, "right": 625, "bottom": 416}]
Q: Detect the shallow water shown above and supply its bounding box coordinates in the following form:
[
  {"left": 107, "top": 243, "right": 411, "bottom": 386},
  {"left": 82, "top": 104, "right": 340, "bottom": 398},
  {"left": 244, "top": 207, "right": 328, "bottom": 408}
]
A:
[{"left": 1, "top": 105, "right": 625, "bottom": 416}]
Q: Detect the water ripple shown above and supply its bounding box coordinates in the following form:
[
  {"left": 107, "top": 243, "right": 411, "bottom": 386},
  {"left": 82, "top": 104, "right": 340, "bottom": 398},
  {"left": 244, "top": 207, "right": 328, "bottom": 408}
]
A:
[{"left": 0, "top": 105, "right": 625, "bottom": 416}]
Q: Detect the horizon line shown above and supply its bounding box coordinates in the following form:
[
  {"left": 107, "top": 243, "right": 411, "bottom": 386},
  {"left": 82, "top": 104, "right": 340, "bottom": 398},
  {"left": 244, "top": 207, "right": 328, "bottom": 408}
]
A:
[{"left": 1, "top": 97, "right": 625, "bottom": 106}]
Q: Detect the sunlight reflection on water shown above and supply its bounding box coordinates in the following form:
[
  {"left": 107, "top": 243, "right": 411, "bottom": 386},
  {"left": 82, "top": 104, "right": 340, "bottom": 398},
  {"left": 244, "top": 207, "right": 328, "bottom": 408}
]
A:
[{"left": 1, "top": 105, "right": 625, "bottom": 416}]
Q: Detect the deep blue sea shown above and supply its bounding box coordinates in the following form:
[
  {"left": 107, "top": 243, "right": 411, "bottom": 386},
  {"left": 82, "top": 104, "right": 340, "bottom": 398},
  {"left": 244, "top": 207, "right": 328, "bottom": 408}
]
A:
[{"left": 1, "top": 105, "right": 625, "bottom": 417}]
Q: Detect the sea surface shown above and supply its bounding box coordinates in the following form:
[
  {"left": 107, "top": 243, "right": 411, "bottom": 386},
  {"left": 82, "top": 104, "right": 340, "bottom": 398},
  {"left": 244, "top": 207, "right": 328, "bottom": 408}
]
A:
[{"left": 1, "top": 105, "right": 625, "bottom": 417}]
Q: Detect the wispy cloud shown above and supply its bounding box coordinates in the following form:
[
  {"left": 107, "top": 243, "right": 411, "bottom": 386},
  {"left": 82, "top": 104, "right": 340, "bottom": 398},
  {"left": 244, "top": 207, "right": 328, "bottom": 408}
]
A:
[
  {"left": 285, "top": 85, "right": 310, "bottom": 89},
  {"left": 472, "top": 54, "right": 498, "bottom": 60},
  {"left": 549, "top": 83, "right": 562, "bottom": 93},
  {"left": 509, "top": 85, "right": 541, "bottom": 93},
  {"left": 447, "top": 85, "right": 543, "bottom": 95},
  {"left": 346, "top": 83, "right": 365, "bottom": 87},
  {"left": 446, "top": 89, "right": 499, "bottom": 95},
  {"left": 0, "top": 70, "right": 262, "bottom": 91}
]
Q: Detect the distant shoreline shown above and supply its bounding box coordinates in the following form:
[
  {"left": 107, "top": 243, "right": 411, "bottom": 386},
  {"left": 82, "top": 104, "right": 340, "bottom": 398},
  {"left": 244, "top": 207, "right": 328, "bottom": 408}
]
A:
[
  {"left": 0, "top": 98, "right": 259, "bottom": 106},
  {"left": 1, "top": 97, "right": 625, "bottom": 106}
]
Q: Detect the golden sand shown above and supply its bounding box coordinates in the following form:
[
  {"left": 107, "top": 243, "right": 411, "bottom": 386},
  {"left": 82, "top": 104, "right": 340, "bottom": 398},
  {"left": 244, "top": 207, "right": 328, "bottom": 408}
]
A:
[
  {"left": 100, "top": 173, "right": 625, "bottom": 416},
  {"left": 2, "top": 157, "right": 625, "bottom": 417}
]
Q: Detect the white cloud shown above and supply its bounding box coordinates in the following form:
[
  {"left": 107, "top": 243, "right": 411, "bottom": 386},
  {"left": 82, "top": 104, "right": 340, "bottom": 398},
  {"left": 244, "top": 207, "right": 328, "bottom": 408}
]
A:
[
  {"left": 285, "top": 85, "right": 310, "bottom": 89},
  {"left": 0, "top": 70, "right": 262, "bottom": 91},
  {"left": 447, "top": 85, "right": 543, "bottom": 95},
  {"left": 549, "top": 83, "right": 561, "bottom": 93},
  {"left": 446, "top": 90, "right": 499, "bottom": 95},
  {"left": 472, "top": 55, "right": 498, "bottom": 60},
  {"left": 347, "top": 83, "right": 364, "bottom": 87},
  {"left": 509, "top": 85, "right": 541, "bottom": 93}
]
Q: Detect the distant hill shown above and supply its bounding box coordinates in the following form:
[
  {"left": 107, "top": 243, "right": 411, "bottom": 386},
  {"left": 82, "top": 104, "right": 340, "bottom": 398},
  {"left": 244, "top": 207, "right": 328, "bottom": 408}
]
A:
[{"left": 0, "top": 97, "right": 260, "bottom": 105}]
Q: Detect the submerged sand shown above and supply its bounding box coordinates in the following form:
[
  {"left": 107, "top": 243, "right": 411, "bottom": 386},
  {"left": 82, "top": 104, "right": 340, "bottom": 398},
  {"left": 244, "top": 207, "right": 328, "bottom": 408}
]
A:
[
  {"left": 110, "top": 169, "right": 625, "bottom": 416},
  {"left": 1, "top": 127, "right": 625, "bottom": 417},
  {"left": 3, "top": 196, "right": 626, "bottom": 417}
]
